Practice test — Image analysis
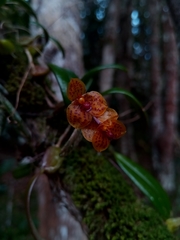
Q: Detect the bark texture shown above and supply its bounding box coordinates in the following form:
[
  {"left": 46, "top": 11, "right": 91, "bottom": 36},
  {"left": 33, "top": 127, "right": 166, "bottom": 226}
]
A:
[
  {"left": 160, "top": 8, "right": 178, "bottom": 191},
  {"left": 99, "top": 0, "right": 119, "bottom": 93},
  {"left": 37, "top": 174, "right": 87, "bottom": 240},
  {"left": 150, "top": 1, "right": 178, "bottom": 191},
  {"left": 166, "top": 0, "right": 180, "bottom": 32},
  {"left": 32, "top": 0, "right": 85, "bottom": 101},
  {"left": 31, "top": 0, "right": 87, "bottom": 239},
  {"left": 150, "top": 0, "right": 163, "bottom": 174},
  {"left": 114, "top": 0, "right": 137, "bottom": 161}
]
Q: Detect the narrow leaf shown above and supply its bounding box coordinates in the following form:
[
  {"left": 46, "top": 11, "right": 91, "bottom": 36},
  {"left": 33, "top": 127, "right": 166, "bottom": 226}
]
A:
[
  {"left": 48, "top": 64, "right": 78, "bottom": 105},
  {"left": 31, "top": 22, "right": 49, "bottom": 44},
  {"left": 113, "top": 151, "right": 171, "bottom": 219},
  {"left": 102, "top": 87, "right": 148, "bottom": 122},
  {"left": 0, "top": 93, "right": 31, "bottom": 139},
  {"left": 81, "top": 64, "right": 127, "bottom": 85},
  {"left": 0, "top": 84, "right": 8, "bottom": 95},
  {"left": 50, "top": 36, "right": 65, "bottom": 57},
  {"left": 85, "top": 78, "right": 93, "bottom": 91},
  {"left": 6, "top": 0, "right": 37, "bottom": 20},
  {"left": 18, "top": 35, "right": 40, "bottom": 47}
]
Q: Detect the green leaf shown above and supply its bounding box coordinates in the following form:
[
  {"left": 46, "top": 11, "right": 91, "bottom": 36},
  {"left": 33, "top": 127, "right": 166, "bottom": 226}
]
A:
[
  {"left": 48, "top": 64, "right": 78, "bottom": 105},
  {"left": 81, "top": 64, "right": 127, "bottom": 86},
  {"left": 0, "top": 84, "right": 8, "bottom": 95},
  {"left": 6, "top": 0, "right": 37, "bottom": 20},
  {"left": 0, "top": 39, "right": 15, "bottom": 55},
  {"left": 31, "top": 21, "right": 49, "bottom": 44},
  {"left": 0, "top": 93, "right": 31, "bottom": 139},
  {"left": 18, "top": 35, "right": 40, "bottom": 47},
  {"left": 85, "top": 78, "right": 93, "bottom": 91},
  {"left": 113, "top": 151, "right": 171, "bottom": 219},
  {"left": 50, "top": 36, "right": 65, "bottom": 57},
  {"left": 102, "top": 87, "right": 148, "bottom": 123}
]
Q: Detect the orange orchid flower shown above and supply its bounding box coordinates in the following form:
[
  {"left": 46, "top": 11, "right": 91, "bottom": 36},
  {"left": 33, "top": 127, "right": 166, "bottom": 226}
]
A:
[
  {"left": 82, "top": 108, "right": 126, "bottom": 152},
  {"left": 66, "top": 78, "right": 108, "bottom": 129}
]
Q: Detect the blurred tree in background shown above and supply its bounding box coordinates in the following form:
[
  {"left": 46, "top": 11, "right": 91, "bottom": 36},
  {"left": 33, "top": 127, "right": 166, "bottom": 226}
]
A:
[
  {"left": 0, "top": 0, "right": 180, "bottom": 239},
  {"left": 82, "top": 0, "right": 179, "bottom": 192}
]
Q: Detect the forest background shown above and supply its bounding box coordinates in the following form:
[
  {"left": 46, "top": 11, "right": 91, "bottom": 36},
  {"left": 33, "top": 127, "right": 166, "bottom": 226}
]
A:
[{"left": 0, "top": 0, "right": 180, "bottom": 239}]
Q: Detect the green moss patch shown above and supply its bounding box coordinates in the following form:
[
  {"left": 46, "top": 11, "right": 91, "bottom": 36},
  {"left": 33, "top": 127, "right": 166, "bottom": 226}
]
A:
[{"left": 62, "top": 147, "right": 176, "bottom": 240}]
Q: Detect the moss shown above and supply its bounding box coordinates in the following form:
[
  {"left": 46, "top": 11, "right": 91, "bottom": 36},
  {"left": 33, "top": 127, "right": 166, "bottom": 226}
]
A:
[
  {"left": 4, "top": 52, "right": 46, "bottom": 110},
  {"left": 62, "top": 147, "right": 176, "bottom": 240}
]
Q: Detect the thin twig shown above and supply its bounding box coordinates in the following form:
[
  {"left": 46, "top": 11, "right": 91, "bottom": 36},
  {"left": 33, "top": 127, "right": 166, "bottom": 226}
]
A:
[
  {"left": 142, "top": 100, "right": 153, "bottom": 112},
  {"left": 45, "top": 95, "right": 56, "bottom": 108},
  {"left": 6, "top": 187, "right": 14, "bottom": 227},
  {"left": 108, "top": 158, "right": 123, "bottom": 174},
  {"left": 61, "top": 129, "right": 82, "bottom": 156},
  {"left": 45, "top": 85, "right": 60, "bottom": 103},
  {"left": 119, "top": 100, "right": 152, "bottom": 118},
  {"left": 56, "top": 125, "right": 71, "bottom": 147},
  {"left": 123, "top": 115, "right": 141, "bottom": 124},
  {"left": 15, "top": 48, "right": 34, "bottom": 110},
  {"left": 119, "top": 101, "right": 153, "bottom": 124},
  {"left": 119, "top": 108, "right": 135, "bottom": 118},
  {"left": 32, "top": 46, "right": 43, "bottom": 56}
]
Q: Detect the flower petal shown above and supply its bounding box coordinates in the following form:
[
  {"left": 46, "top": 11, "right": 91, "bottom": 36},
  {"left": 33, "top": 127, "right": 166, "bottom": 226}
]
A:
[
  {"left": 81, "top": 119, "right": 98, "bottom": 142},
  {"left": 83, "top": 91, "right": 108, "bottom": 117},
  {"left": 92, "top": 130, "right": 110, "bottom": 152},
  {"left": 100, "top": 119, "right": 126, "bottom": 139},
  {"left": 109, "top": 120, "right": 126, "bottom": 139},
  {"left": 66, "top": 102, "right": 92, "bottom": 129},
  {"left": 95, "top": 108, "right": 118, "bottom": 124},
  {"left": 67, "top": 78, "right": 86, "bottom": 101}
]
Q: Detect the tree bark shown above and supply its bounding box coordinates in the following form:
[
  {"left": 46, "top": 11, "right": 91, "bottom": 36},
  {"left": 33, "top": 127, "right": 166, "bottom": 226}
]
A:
[
  {"left": 31, "top": 0, "right": 87, "bottom": 239},
  {"left": 114, "top": 0, "right": 137, "bottom": 161},
  {"left": 150, "top": 0, "right": 178, "bottom": 191},
  {"left": 99, "top": 0, "right": 119, "bottom": 93},
  {"left": 159, "top": 8, "right": 178, "bottom": 191},
  {"left": 166, "top": 0, "right": 180, "bottom": 32},
  {"left": 31, "top": 0, "right": 85, "bottom": 101},
  {"left": 150, "top": 0, "right": 163, "bottom": 173}
]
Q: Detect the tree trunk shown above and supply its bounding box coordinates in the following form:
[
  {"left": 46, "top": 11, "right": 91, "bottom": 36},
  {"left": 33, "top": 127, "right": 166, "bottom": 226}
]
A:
[
  {"left": 166, "top": 0, "right": 180, "bottom": 32},
  {"left": 31, "top": 0, "right": 87, "bottom": 239},
  {"left": 31, "top": 0, "right": 85, "bottom": 101},
  {"left": 99, "top": 0, "right": 119, "bottom": 94},
  {"left": 150, "top": 0, "right": 178, "bottom": 191},
  {"left": 149, "top": 0, "right": 163, "bottom": 174},
  {"left": 114, "top": 0, "right": 137, "bottom": 161},
  {"left": 159, "top": 7, "right": 178, "bottom": 191}
]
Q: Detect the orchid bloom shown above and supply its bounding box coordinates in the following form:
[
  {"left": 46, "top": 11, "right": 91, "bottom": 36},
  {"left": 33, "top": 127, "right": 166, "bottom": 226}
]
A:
[
  {"left": 66, "top": 78, "right": 108, "bottom": 129},
  {"left": 82, "top": 108, "right": 126, "bottom": 152}
]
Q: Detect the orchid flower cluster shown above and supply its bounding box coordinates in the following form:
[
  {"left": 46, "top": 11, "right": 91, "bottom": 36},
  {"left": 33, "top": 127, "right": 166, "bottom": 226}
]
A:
[{"left": 66, "top": 78, "right": 126, "bottom": 152}]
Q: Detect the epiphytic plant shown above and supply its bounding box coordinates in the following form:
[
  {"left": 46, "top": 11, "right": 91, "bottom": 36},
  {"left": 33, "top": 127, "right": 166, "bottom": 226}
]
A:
[
  {"left": 0, "top": 1, "right": 176, "bottom": 236},
  {"left": 66, "top": 78, "right": 126, "bottom": 152}
]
